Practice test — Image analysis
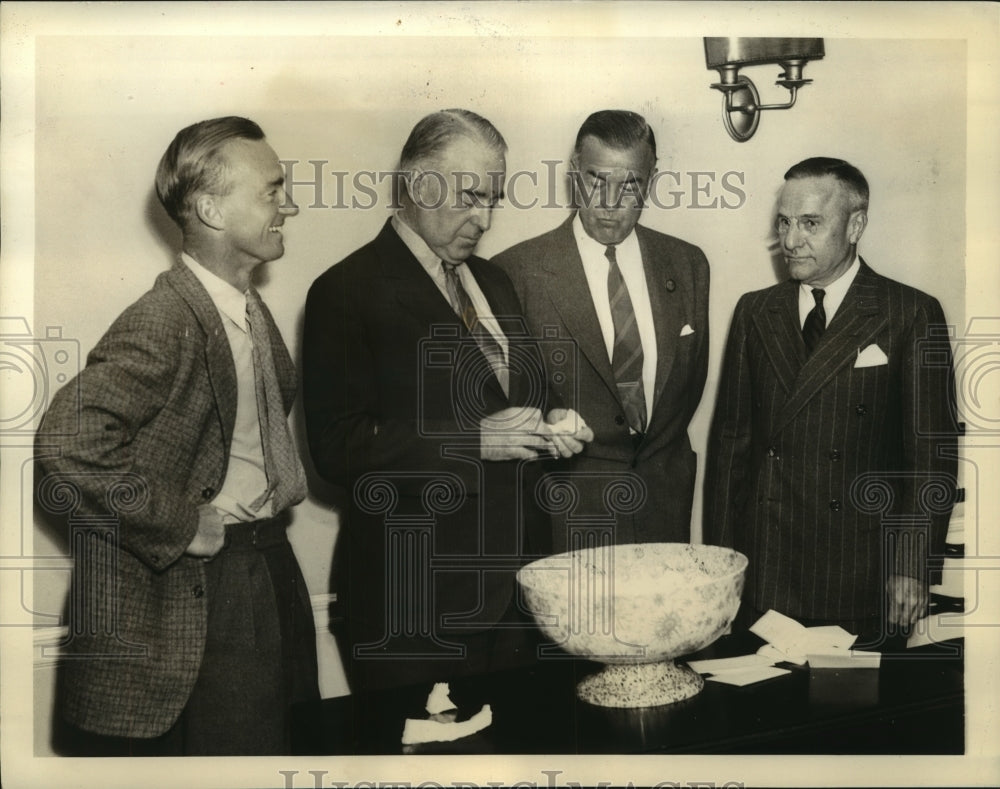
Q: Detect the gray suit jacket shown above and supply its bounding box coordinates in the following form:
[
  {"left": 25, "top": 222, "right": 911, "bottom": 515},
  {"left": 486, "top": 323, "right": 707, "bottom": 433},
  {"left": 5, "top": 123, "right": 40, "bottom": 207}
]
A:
[
  {"left": 704, "top": 260, "right": 959, "bottom": 620},
  {"left": 494, "top": 215, "right": 711, "bottom": 550},
  {"left": 36, "top": 262, "right": 298, "bottom": 737}
]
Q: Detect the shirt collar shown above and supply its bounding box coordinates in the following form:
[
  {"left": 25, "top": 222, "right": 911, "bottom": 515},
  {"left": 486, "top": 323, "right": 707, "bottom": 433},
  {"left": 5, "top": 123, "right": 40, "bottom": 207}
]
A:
[
  {"left": 800, "top": 255, "right": 861, "bottom": 304},
  {"left": 181, "top": 252, "right": 249, "bottom": 331},
  {"left": 392, "top": 213, "right": 447, "bottom": 277}
]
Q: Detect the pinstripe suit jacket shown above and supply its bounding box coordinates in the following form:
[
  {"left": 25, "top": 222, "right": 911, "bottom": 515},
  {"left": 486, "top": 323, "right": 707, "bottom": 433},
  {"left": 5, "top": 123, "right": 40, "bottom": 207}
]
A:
[
  {"left": 36, "top": 262, "right": 298, "bottom": 737},
  {"left": 494, "top": 216, "right": 710, "bottom": 549},
  {"left": 704, "top": 260, "right": 958, "bottom": 620}
]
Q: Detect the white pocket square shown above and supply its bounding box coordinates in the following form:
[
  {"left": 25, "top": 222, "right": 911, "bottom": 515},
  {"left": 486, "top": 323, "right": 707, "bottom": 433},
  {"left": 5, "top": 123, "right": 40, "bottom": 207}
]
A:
[
  {"left": 854, "top": 343, "right": 888, "bottom": 368},
  {"left": 680, "top": 324, "right": 695, "bottom": 337}
]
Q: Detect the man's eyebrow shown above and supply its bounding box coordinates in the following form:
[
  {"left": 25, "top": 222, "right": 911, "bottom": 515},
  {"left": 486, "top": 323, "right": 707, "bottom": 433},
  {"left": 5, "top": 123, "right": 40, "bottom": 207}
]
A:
[
  {"left": 463, "top": 187, "right": 504, "bottom": 201},
  {"left": 267, "top": 175, "right": 285, "bottom": 188}
]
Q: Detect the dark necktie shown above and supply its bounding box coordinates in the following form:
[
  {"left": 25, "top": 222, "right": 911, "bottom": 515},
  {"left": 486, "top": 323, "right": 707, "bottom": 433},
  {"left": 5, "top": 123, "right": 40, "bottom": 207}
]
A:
[
  {"left": 246, "top": 290, "right": 308, "bottom": 514},
  {"left": 441, "top": 261, "right": 509, "bottom": 397},
  {"left": 802, "top": 287, "right": 827, "bottom": 355},
  {"left": 605, "top": 244, "right": 647, "bottom": 434}
]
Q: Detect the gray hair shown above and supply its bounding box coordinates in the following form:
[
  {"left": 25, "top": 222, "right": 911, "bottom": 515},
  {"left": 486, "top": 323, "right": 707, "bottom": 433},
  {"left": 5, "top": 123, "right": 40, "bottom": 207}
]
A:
[{"left": 398, "top": 108, "right": 507, "bottom": 173}]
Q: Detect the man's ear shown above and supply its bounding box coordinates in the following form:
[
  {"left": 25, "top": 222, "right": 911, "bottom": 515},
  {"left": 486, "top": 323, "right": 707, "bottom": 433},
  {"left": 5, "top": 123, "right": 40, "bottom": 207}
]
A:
[
  {"left": 194, "top": 193, "right": 224, "bottom": 231},
  {"left": 848, "top": 210, "right": 868, "bottom": 245},
  {"left": 402, "top": 169, "right": 422, "bottom": 205}
]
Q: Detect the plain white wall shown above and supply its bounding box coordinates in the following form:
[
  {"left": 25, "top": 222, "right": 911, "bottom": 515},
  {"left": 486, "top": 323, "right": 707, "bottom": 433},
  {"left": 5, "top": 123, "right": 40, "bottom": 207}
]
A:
[{"left": 30, "top": 34, "right": 967, "bottom": 680}]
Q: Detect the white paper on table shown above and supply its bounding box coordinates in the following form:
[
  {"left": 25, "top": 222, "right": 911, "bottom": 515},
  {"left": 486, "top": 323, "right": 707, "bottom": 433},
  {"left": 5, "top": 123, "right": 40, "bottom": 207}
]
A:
[
  {"left": 787, "top": 625, "right": 857, "bottom": 656},
  {"left": 803, "top": 625, "right": 857, "bottom": 649},
  {"left": 687, "top": 653, "right": 776, "bottom": 675},
  {"left": 401, "top": 704, "right": 493, "bottom": 745},
  {"left": 757, "top": 642, "right": 808, "bottom": 666},
  {"left": 705, "top": 666, "right": 791, "bottom": 686},
  {"left": 749, "top": 609, "right": 809, "bottom": 654}
]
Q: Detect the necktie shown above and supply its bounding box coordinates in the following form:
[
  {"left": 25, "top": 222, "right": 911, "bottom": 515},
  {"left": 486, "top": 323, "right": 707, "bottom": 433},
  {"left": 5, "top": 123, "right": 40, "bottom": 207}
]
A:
[
  {"left": 802, "top": 287, "right": 827, "bottom": 355},
  {"left": 441, "top": 261, "right": 509, "bottom": 397},
  {"left": 246, "top": 290, "right": 308, "bottom": 514},
  {"left": 605, "top": 245, "right": 647, "bottom": 434}
]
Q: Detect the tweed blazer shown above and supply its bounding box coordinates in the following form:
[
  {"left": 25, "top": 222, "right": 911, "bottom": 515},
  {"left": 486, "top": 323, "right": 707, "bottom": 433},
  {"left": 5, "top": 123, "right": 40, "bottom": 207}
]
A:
[
  {"left": 36, "top": 261, "right": 298, "bottom": 738},
  {"left": 493, "top": 215, "right": 710, "bottom": 549},
  {"left": 703, "top": 260, "right": 959, "bottom": 620},
  {"left": 303, "top": 220, "right": 551, "bottom": 676}
]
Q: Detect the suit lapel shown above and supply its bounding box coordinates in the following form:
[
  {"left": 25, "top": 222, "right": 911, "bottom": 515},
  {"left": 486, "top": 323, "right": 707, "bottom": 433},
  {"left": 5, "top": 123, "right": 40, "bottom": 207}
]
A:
[
  {"left": 376, "top": 220, "right": 508, "bottom": 402},
  {"left": 636, "top": 225, "right": 687, "bottom": 418},
  {"left": 752, "top": 280, "right": 805, "bottom": 396},
  {"left": 540, "top": 217, "right": 620, "bottom": 401},
  {"left": 773, "top": 261, "right": 887, "bottom": 434},
  {"left": 165, "top": 263, "right": 238, "bottom": 447}
]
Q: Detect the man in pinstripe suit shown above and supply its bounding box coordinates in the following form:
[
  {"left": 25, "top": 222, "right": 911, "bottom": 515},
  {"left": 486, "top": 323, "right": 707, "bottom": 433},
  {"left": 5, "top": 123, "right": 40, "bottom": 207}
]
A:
[
  {"left": 704, "top": 157, "right": 958, "bottom": 647},
  {"left": 37, "top": 117, "right": 319, "bottom": 754}
]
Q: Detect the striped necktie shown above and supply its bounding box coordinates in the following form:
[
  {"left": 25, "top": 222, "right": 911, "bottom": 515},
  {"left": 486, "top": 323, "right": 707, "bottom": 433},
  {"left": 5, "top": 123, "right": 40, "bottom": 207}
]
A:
[
  {"left": 605, "top": 244, "right": 647, "bottom": 434},
  {"left": 441, "top": 261, "right": 509, "bottom": 397}
]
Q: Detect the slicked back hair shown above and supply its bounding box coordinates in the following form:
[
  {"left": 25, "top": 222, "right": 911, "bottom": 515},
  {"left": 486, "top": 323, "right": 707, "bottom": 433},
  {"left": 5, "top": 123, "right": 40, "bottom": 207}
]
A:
[
  {"left": 398, "top": 108, "right": 507, "bottom": 174},
  {"left": 784, "top": 157, "right": 870, "bottom": 212},
  {"left": 573, "top": 109, "right": 657, "bottom": 161},
  {"left": 155, "top": 116, "right": 265, "bottom": 230}
]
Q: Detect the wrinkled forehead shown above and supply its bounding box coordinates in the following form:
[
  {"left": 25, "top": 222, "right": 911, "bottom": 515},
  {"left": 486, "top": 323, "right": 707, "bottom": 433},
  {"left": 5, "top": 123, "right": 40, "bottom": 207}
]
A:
[{"left": 777, "top": 175, "right": 847, "bottom": 215}]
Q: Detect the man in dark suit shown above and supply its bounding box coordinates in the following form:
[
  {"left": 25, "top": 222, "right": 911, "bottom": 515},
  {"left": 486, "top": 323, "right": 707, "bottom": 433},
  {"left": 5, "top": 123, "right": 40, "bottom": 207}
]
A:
[
  {"left": 704, "top": 157, "right": 958, "bottom": 646},
  {"left": 303, "top": 109, "right": 591, "bottom": 694},
  {"left": 494, "top": 110, "right": 710, "bottom": 552},
  {"left": 36, "top": 117, "right": 319, "bottom": 754}
]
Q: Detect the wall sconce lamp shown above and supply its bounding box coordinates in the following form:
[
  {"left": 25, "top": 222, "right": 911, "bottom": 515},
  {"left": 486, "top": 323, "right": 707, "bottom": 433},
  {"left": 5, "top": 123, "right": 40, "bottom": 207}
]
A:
[{"left": 705, "top": 37, "right": 825, "bottom": 142}]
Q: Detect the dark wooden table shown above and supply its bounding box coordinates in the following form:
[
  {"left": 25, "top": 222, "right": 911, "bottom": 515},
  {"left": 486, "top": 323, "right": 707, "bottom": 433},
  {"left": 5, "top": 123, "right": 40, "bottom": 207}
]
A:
[{"left": 296, "top": 634, "right": 964, "bottom": 755}]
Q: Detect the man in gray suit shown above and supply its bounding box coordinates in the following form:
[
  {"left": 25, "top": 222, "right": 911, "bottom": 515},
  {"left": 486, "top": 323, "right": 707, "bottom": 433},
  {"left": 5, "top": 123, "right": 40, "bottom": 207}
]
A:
[
  {"left": 36, "top": 117, "right": 319, "bottom": 754},
  {"left": 494, "top": 110, "right": 711, "bottom": 552},
  {"left": 704, "top": 157, "right": 958, "bottom": 647}
]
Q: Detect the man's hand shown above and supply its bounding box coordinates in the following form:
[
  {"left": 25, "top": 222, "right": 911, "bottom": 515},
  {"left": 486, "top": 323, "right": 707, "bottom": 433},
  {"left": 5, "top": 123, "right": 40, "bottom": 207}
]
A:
[
  {"left": 185, "top": 505, "right": 226, "bottom": 559},
  {"left": 480, "top": 407, "right": 558, "bottom": 461},
  {"left": 544, "top": 408, "right": 594, "bottom": 458},
  {"left": 886, "top": 574, "right": 929, "bottom": 628}
]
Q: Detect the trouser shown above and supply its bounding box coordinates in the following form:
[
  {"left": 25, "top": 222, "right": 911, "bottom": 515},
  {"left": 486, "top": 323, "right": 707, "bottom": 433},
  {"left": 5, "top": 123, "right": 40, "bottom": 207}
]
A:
[{"left": 55, "top": 516, "right": 320, "bottom": 756}]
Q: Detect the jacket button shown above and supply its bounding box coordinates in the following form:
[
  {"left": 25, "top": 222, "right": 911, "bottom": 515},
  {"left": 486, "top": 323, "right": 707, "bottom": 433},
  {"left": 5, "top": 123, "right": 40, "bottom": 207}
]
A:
[
  {"left": 829, "top": 499, "right": 841, "bottom": 512},
  {"left": 614, "top": 415, "right": 625, "bottom": 426},
  {"left": 192, "top": 585, "right": 204, "bottom": 598},
  {"left": 855, "top": 404, "right": 868, "bottom": 416},
  {"left": 829, "top": 449, "right": 841, "bottom": 461},
  {"left": 766, "top": 446, "right": 778, "bottom": 458},
  {"left": 201, "top": 487, "right": 215, "bottom": 500}
]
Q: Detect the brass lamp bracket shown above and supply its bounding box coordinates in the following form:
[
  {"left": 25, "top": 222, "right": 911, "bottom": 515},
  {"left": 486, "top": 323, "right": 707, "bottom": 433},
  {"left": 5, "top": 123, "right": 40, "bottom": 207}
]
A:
[
  {"left": 705, "top": 38, "right": 824, "bottom": 142},
  {"left": 709, "top": 60, "right": 814, "bottom": 142}
]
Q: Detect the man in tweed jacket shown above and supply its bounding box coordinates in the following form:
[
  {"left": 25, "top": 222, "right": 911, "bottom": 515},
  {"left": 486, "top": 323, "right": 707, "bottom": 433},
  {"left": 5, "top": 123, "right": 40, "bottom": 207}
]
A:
[
  {"left": 36, "top": 117, "right": 319, "bottom": 754},
  {"left": 704, "top": 157, "right": 959, "bottom": 647}
]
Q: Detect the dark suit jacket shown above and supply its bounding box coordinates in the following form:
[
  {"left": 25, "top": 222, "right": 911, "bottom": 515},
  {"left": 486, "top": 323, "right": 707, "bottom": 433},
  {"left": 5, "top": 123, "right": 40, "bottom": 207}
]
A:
[
  {"left": 704, "top": 260, "right": 959, "bottom": 621},
  {"left": 493, "top": 215, "right": 710, "bottom": 550},
  {"left": 302, "top": 220, "right": 550, "bottom": 688},
  {"left": 36, "top": 262, "right": 299, "bottom": 737}
]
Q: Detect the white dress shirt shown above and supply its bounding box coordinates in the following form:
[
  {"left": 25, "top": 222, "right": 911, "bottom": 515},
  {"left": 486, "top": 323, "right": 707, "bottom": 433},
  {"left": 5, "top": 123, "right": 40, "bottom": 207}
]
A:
[
  {"left": 798, "top": 256, "right": 860, "bottom": 329},
  {"left": 181, "top": 253, "right": 271, "bottom": 522},
  {"left": 391, "top": 214, "right": 510, "bottom": 364},
  {"left": 572, "top": 214, "right": 657, "bottom": 426}
]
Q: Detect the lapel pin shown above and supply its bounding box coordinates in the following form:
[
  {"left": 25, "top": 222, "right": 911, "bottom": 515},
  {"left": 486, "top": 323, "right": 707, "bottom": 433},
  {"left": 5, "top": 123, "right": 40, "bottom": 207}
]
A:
[{"left": 665, "top": 279, "right": 676, "bottom": 292}]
